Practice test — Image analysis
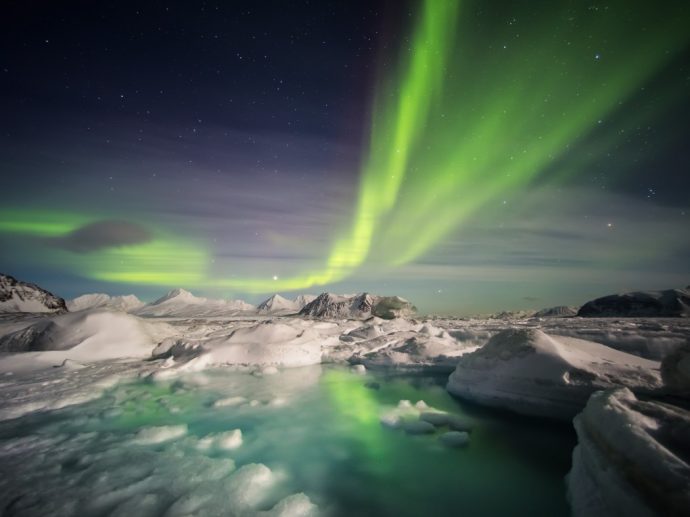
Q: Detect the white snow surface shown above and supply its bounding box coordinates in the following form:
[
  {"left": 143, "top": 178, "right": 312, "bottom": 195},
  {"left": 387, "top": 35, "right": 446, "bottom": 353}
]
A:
[
  {"left": 567, "top": 388, "right": 690, "bottom": 517},
  {"left": 0, "top": 307, "right": 687, "bottom": 516},
  {"left": 332, "top": 320, "right": 478, "bottom": 372},
  {"left": 447, "top": 328, "right": 662, "bottom": 419},
  {"left": 67, "top": 293, "right": 145, "bottom": 312},
  {"left": 0, "top": 310, "right": 173, "bottom": 373}
]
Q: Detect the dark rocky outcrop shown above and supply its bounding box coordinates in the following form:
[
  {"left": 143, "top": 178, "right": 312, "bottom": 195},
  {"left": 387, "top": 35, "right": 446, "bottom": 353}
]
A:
[{"left": 0, "top": 273, "right": 67, "bottom": 313}]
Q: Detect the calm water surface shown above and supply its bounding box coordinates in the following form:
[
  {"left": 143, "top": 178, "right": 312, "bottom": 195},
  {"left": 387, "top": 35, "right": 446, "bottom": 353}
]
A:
[{"left": 0, "top": 365, "right": 576, "bottom": 516}]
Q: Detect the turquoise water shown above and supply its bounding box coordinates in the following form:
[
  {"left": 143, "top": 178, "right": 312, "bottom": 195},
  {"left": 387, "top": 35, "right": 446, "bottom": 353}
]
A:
[{"left": 0, "top": 365, "right": 575, "bottom": 516}]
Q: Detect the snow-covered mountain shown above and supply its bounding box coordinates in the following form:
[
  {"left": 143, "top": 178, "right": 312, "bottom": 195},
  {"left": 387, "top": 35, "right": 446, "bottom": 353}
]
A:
[
  {"left": 256, "top": 294, "right": 318, "bottom": 313},
  {"left": 294, "top": 294, "right": 316, "bottom": 309},
  {"left": 533, "top": 306, "right": 578, "bottom": 318},
  {"left": 0, "top": 273, "right": 67, "bottom": 313},
  {"left": 257, "top": 294, "right": 298, "bottom": 313},
  {"left": 486, "top": 310, "right": 536, "bottom": 320},
  {"left": 299, "top": 293, "right": 415, "bottom": 320},
  {"left": 578, "top": 287, "right": 690, "bottom": 317},
  {"left": 67, "top": 293, "right": 145, "bottom": 312},
  {"left": 135, "top": 288, "right": 255, "bottom": 317}
]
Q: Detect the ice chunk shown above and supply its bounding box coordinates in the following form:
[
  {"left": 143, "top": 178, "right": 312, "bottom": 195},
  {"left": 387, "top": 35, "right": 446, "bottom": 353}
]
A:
[
  {"left": 661, "top": 343, "right": 690, "bottom": 395},
  {"left": 567, "top": 388, "right": 690, "bottom": 516},
  {"left": 133, "top": 424, "right": 187, "bottom": 445},
  {"left": 351, "top": 364, "right": 367, "bottom": 374},
  {"left": 447, "top": 328, "right": 661, "bottom": 419},
  {"left": 402, "top": 421, "right": 435, "bottom": 435},
  {"left": 265, "top": 493, "right": 319, "bottom": 517},
  {"left": 197, "top": 429, "right": 242, "bottom": 451},
  {"left": 419, "top": 411, "right": 450, "bottom": 427},
  {"left": 110, "top": 493, "right": 162, "bottom": 517},
  {"left": 216, "top": 429, "right": 243, "bottom": 450},
  {"left": 214, "top": 396, "right": 247, "bottom": 408},
  {"left": 225, "top": 463, "right": 277, "bottom": 510},
  {"left": 440, "top": 431, "right": 470, "bottom": 447}
]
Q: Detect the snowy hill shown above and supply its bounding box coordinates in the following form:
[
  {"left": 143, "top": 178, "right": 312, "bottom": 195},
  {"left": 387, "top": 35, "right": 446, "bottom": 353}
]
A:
[
  {"left": 0, "top": 310, "right": 165, "bottom": 357},
  {"left": 299, "top": 292, "right": 415, "bottom": 320},
  {"left": 0, "top": 273, "right": 67, "bottom": 313},
  {"left": 578, "top": 287, "right": 690, "bottom": 317},
  {"left": 67, "top": 293, "right": 145, "bottom": 312},
  {"left": 135, "top": 288, "right": 254, "bottom": 317}
]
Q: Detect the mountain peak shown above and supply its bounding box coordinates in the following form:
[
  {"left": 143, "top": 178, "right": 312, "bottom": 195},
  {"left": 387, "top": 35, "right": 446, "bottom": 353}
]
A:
[
  {"left": 257, "top": 293, "right": 297, "bottom": 312},
  {"left": 151, "top": 288, "right": 201, "bottom": 305},
  {"left": 0, "top": 273, "right": 68, "bottom": 313},
  {"left": 299, "top": 292, "right": 415, "bottom": 320}
]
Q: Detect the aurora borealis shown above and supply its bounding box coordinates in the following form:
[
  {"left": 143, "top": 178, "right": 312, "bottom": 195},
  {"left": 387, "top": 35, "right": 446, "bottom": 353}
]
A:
[{"left": 1, "top": 0, "right": 689, "bottom": 314}]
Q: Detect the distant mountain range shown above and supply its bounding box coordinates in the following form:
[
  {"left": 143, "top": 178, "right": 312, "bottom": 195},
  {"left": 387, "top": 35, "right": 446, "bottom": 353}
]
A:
[
  {"left": 1, "top": 272, "right": 688, "bottom": 319},
  {"left": 67, "top": 293, "right": 145, "bottom": 312},
  {"left": 299, "top": 293, "right": 416, "bottom": 320},
  {"left": 133, "top": 288, "right": 255, "bottom": 317},
  {"left": 257, "top": 293, "right": 316, "bottom": 313},
  {"left": 577, "top": 288, "right": 690, "bottom": 318}
]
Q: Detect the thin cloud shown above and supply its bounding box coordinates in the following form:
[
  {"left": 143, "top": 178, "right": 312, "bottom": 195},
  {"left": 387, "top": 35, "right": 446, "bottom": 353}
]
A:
[{"left": 50, "top": 220, "right": 153, "bottom": 253}]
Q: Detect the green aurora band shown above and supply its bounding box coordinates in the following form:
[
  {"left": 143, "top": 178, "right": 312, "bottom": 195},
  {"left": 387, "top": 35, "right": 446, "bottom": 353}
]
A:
[{"left": 1, "top": 0, "right": 688, "bottom": 292}]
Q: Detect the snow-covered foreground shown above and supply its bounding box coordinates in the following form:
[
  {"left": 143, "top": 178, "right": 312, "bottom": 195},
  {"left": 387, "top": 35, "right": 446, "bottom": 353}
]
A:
[
  {"left": 0, "top": 365, "right": 576, "bottom": 517},
  {"left": 567, "top": 388, "right": 690, "bottom": 517},
  {"left": 0, "top": 309, "right": 688, "bottom": 515}
]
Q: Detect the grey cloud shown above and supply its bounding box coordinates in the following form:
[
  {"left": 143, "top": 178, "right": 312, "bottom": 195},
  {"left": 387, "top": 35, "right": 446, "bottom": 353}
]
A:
[{"left": 50, "top": 220, "right": 153, "bottom": 253}]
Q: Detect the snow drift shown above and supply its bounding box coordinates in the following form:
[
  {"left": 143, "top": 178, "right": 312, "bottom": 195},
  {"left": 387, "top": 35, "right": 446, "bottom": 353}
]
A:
[
  {"left": 446, "top": 328, "right": 661, "bottom": 419},
  {"left": 0, "top": 310, "right": 172, "bottom": 371}
]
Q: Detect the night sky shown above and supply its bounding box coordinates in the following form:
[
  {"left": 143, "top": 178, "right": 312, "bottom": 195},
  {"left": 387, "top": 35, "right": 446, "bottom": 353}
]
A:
[{"left": 1, "top": 0, "right": 689, "bottom": 315}]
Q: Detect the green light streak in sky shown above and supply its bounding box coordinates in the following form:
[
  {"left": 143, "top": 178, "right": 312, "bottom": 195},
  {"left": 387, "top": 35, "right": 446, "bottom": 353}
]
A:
[
  {"left": 220, "top": 0, "right": 689, "bottom": 293},
  {"left": 0, "top": 210, "right": 91, "bottom": 237},
  {"left": 219, "top": 0, "right": 461, "bottom": 292},
  {"left": 374, "top": 0, "right": 690, "bottom": 265},
  {"left": 1, "top": 0, "right": 688, "bottom": 292},
  {"left": 0, "top": 210, "right": 208, "bottom": 287},
  {"left": 73, "top": 238, "right": 208, "bottom": 286}
]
